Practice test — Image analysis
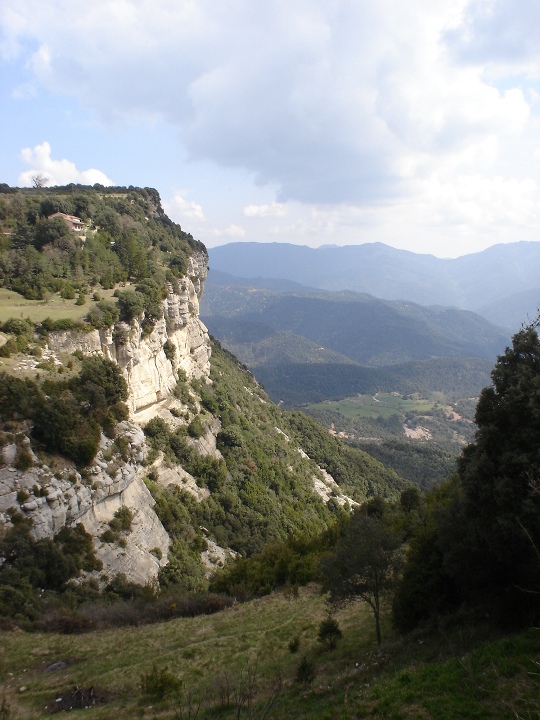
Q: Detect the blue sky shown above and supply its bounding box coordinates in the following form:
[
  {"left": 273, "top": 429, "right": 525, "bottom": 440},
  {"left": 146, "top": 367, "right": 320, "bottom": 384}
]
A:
[{"left": 1, "top": 0, "right": 540, "bottom": 257}]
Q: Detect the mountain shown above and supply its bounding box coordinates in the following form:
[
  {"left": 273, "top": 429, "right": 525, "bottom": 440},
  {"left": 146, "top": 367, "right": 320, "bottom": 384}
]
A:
[
  {"left": 202, "top": 278, "right": 508, "bottom": 358},
  {"left": 0, "top": 184, "right": 409, "bottom": 621},
  {"left": 208, "top": 241, "right": 540, "bottom": 328}
]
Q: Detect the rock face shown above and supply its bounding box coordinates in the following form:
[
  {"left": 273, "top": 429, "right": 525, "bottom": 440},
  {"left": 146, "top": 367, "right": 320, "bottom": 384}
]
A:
[
  {"left": 0, "top": 253, "right": 211, "bottom": 585},
  {"left": 48, "top": 253, "right": 211, "bottom": 414}
]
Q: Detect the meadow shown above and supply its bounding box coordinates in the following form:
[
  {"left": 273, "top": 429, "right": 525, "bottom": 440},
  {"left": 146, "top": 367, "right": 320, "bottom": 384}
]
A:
[
  {"left": 0, "top": 288, "right": 117, "bottom": 324},
  {"left": 1, "top": 586, "right": 538, "bottom": 719},
  {"left": 308, "top": 393, "right": 440, "bottom": 421}
]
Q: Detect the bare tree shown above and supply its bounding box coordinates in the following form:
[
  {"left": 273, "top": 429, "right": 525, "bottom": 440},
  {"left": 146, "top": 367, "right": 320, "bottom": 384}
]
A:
[{"left": 30, "top": 173, "right": 48, "bottom": 188}]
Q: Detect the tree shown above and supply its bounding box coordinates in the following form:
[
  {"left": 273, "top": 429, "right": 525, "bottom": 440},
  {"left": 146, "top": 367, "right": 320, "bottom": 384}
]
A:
[
  {"left": 321, "top": 512, "right": 402, "bottom": 645},
  {"left": 30, "top": 173, "right": 48, "bottom": 188},
  {"left": 438, "top": 323, "right": 540, "bottom": 616}
]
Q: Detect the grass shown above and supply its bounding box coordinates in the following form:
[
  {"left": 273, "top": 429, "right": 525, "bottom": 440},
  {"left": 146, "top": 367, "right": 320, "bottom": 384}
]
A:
[
  {"left": 0, "top": 288, "right": 117, "bottom": 324},
  {"left": 308, "top": 393, "right": 441, "bottom": 421},
  {"left": 0, "top": 586, "right": 538, "bottom": 719}
]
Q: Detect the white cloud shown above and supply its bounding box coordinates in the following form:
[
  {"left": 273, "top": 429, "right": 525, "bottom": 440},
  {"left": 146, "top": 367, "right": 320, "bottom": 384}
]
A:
[
  {"left": 207, "top": 225, "right": 246, "bottom": 239},
  {"left": 165, "top": 193, "right": 205, "bottom": 223},
  {"left": 243, "top": 203, "right": 287, "bottom": 218},
  {"left": 4, "top": 0, "right": 540, "bottom": 256},
  {"left": 3, "top": 0, "right": 534, "bottom": 205},
  {"left": 18, "top": 141, "right": 113, "bottom": 187}
]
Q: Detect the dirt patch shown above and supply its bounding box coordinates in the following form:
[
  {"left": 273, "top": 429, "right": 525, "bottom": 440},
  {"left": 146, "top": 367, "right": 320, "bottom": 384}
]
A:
[{"left": 46, "top": 686, "right": 111, "bottom": 713}]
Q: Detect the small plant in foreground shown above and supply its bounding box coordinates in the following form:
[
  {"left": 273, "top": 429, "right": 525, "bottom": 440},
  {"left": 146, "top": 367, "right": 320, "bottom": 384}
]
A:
[
  {"left": 288, "top": 636, "right": 300, "bottom": 653},
  {"left": 140, "top": 664, "right": 180, "bottom": 700},
  {"left": 295, "top": 655, "right": 316, "bottom": 687}
]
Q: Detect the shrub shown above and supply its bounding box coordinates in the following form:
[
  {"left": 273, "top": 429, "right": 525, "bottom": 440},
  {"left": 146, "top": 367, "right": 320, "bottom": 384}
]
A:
[
  {"left": 295, "top": 656, "right": 316, "bottom": 687},
  {"left": 288, "top": 636, "right": 300, "bottom": 653},
  {"left": 109, "top": 506, "right": 133, "bottom": 533},
  {"left": 60, "top": 284, "right": 76, "bottom": 300},
  {"left": 163, "top": 339, "right": 176, "bottom": 362},
  {"left": 86, "top": 300, "right": 120, "bottom": 329},
  {"left": 15, "top": 448, "right": 33, "bottom": 471},
  {"left": 100, "top": 529, "right": 116, "bottom": 543},
  {"left": 0, "top": 338, "right": 17, "bottom": 358},
  {"left": 16, "top": 489, "right": 30, "bottom": 503},
  {"left": 187, "top": 416, "right": 205, "bottom": 438},
  {"left": 140, "top": 664, "right": 180, "bottom": 699},
  {"left": 317, "top": 615, "right": 342, "bottom": 649}
]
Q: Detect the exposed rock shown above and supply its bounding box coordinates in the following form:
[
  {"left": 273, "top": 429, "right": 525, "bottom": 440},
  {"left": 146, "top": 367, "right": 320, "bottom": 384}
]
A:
[
  {"left": 154, "top": 456, "right": 210, "bottom": 502},
  {"left": 188, "top": 417, "right": 223, "bottom": 459},
  {"left": 0, "top": 253, "right": 225, "bottom": 586},
  {"left": 313, "top": 468, "right": 358, "bottom": 507},
  {"left": 201, "top": 538, "right": 237, "bottom": 573},
  {"left": 47, "top": 253, "right": 211, "bottom": 414}
]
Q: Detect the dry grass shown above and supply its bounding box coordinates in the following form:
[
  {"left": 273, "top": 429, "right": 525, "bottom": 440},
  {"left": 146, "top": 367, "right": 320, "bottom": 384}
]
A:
[{"left": 0, "top": 288, "right": 117, "bottom": 324}]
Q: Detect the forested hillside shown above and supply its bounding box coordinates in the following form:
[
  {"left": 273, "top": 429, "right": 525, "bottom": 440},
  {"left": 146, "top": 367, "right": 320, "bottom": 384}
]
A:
[
  {"left": 0, "top": 185, "right": 410, "bottom": 627},
  {"left": 1, "top": 186, "right": 539, "bottom": 720},
  {"left": 0, "top": 183, "right": 201, "bottom": 302}
]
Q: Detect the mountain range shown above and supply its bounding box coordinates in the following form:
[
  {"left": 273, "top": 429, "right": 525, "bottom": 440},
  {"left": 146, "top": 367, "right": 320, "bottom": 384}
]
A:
[
  {"left": 208, "top": 241, "right": 540, "bottom": 330},
  {"left": 201, "top": 275, "right": 507, "bottom": 405}
]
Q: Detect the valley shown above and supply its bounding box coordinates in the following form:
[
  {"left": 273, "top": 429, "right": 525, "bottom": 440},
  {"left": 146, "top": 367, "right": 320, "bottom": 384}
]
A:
[{"left": 0, "top": 185, "right": 539, "bottom": 720}]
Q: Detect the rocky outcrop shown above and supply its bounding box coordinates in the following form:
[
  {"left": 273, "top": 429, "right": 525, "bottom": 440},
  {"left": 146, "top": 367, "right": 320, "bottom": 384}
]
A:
[
  {"left": 0, "top": 423, "right": 169, "bottom": 583},
  {"left": 0, "top": 253, "right": 211, "bottom": 585},
  {"left": 47, "top": 253, "right": 211, "bottom": 414}
]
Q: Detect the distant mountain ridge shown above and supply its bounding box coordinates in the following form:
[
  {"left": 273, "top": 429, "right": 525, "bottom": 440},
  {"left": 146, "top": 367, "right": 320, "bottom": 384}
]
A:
[
  {"left": 208, "top": 241, "right": 540, "bottom": 329},
  {"left": 202, "top": 284, "right": 508, "bottom": 367},
  {"left": 201, "top": 280, "right": 508, "bottom": 405}
]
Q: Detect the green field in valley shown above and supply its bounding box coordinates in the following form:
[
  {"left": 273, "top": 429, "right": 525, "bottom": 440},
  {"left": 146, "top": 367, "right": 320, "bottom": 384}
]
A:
[{"left": 307, "top": 392, "right": 441, "bottom": 420}]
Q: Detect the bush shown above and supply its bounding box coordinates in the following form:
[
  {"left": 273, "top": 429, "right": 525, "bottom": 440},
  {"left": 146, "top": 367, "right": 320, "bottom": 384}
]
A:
[
  {"left": 100, "top": 529, "right": 116, "bottom": 543},
  {"left": 288, "top": 636, "right": 300, "bottom": 653},
  {"left": 86, "top": 300, "right": 120, "bottom": 329},
  {"left": 15, "top": 448, "right": 33, "bottom": 471},
  {"left": 317, "top": 615, "right": 342, "bottom": 649},
  {"left": 187, "top": 416, "right": 205, "bottom": 438},
  {"left": 140, "top": 664, "right": 180, "bottom": 699},
  {"left": 295, "top": 656, "right": 316, "bottom": 687},
  {"left": 61, "top": 284, "right": 76, "bottom": 300},
  {"left": 163, "top": 339, "right": 176, "bottom": 362},
  {"left": 109, "top": 506, "right": 133, "bottom": 533}
]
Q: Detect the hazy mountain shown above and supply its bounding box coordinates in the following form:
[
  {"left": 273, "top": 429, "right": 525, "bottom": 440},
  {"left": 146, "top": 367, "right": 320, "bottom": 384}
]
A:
[
  {"left": 208, "top": 241, "right": 540, "bottom": 328},
  {"left": 202, "top": 285, "right": 508, "bottom": 367},
  {"left": 475, "top": 286, "right": 540, "bottom": 330},
  {"left": 202, "top": 281, "right": 508, "bottom": 405}
]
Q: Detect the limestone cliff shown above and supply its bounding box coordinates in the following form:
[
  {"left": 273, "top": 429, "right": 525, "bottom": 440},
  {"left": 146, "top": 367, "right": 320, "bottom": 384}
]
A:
[
  {"left": 0, "top": 252, "right": 212, "bottom": 586},
  {"left": 47, "top": 252, "right": 211, "bottom": 415}
]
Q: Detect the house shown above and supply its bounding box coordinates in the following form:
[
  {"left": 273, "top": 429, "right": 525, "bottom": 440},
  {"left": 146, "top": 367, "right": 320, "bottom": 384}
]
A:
[{"left": 47, "top": 212, "right": 86, "bottom": 233}]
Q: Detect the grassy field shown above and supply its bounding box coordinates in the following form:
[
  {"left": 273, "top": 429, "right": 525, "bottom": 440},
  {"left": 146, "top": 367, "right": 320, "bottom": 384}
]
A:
[
  {"left": 0, "top": 288, "right": 117, "bottom": 324},
  {"left": 308, "top": 393, "right": 440, "bottom": 421},
  {"left": 0, "top": 586, "right": 538, "bottom": 719}
]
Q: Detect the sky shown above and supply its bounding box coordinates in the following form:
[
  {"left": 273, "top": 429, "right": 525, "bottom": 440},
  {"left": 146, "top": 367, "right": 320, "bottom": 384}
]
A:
[{"left": 1, "top": 0, "right": 540, "bottom": 258}]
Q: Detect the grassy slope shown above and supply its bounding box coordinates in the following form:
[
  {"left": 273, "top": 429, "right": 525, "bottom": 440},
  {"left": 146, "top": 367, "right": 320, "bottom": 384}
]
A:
[{"left": 1, "top": 587, "right": 538, "bottom": 719}]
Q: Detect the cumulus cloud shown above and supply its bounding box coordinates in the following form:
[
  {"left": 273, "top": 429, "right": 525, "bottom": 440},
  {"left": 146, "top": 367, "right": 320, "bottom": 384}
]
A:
[
  {"left": 165, "top": 193, "right": 205, "bottom": 223},
  {"left": 207, "top": 225, "right": 246, "bottom": 239},
  {"left": 2, "top": 0, "right": 534, "bottom": 207},
  {"left": 243, "top": 203, "right": 287, "bottom": 218},
  {"left": 3, "top": 0, "right": 540, "bottom": 255},
  {"left": 446, "top": 0, "right": 540, "bottom": 69},
  {"left": 18, "top": 141, "right": 113, "bottom": 187}
]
